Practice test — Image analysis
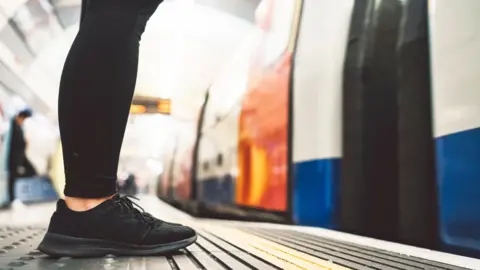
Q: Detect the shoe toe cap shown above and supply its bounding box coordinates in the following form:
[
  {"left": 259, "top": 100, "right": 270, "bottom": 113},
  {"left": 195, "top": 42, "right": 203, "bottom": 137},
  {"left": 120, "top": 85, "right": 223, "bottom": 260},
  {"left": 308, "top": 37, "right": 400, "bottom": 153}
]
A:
[{"left": 142, "top": 224, "right": 196, "bottom": 245}]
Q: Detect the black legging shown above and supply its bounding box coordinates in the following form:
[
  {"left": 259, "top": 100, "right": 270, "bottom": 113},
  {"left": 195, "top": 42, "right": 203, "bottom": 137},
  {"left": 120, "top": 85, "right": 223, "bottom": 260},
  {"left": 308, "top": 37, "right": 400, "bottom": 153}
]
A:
[{"left": 60, "top": 0, "right": 162, "bottom": 198}]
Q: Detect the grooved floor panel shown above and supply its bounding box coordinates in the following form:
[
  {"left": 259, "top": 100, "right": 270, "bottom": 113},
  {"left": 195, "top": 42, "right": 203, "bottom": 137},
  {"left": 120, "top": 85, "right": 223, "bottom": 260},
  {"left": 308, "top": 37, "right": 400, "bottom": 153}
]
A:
[
  {"left": 0, "top": 197, "right": 478, "bottom": 270},
  {"left": 243, "top": 228, "right": 471, "bottom": 270},
  {"left": 0, "top": 226, "right": 474, "bottom": 270}
]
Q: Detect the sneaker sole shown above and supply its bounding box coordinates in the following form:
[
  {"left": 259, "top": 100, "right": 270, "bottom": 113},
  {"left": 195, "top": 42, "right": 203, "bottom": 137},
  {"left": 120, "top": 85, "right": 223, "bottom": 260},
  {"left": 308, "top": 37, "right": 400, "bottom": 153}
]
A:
[{"left": 38, "top": 232, "right": 197, "bottom": 258}]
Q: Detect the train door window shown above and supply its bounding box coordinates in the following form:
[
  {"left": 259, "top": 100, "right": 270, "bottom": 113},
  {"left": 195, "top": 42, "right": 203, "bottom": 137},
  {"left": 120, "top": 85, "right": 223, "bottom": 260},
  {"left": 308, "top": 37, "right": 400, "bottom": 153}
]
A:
[
  {"left": 202, "top": 161, "right": 209, "bottom": 171},
  {"left": 216, "top": 153, "right": 223, "bottom": 166},
  {"left": 429, "top": 0, "right": 480, "bottom": 136},
  {"left": 255, "top": 0, "right": 298, "bottom": 67}
]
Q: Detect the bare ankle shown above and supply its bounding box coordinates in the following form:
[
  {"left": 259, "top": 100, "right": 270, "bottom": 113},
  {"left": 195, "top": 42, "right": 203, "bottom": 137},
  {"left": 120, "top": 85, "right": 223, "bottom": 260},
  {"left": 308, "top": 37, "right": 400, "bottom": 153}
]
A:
[{"left": 65, "top": 194, "right": 116, "bottom": 212}]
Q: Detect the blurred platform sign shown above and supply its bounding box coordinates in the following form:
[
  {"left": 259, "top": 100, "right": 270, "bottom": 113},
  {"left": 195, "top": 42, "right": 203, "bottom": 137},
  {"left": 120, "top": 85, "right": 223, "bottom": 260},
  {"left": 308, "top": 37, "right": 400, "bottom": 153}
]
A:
[{"left": 131, "top": 96, "right": 171, "bottom": 115}]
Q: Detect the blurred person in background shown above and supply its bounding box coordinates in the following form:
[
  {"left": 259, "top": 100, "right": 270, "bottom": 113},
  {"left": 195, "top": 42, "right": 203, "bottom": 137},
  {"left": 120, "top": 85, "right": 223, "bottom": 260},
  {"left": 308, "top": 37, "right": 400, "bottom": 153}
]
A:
[
  {"left": 7, "top": 109, "right": 37, "bottom": 204},
  {"left": 123, "top": 173, "right": 137, "bottom": 195},
  {"left": 117, "top": 173, "right": 138, "bottom": 195},
  {"left": 37, "top": 0, "right": 196, "bottom": 258}
]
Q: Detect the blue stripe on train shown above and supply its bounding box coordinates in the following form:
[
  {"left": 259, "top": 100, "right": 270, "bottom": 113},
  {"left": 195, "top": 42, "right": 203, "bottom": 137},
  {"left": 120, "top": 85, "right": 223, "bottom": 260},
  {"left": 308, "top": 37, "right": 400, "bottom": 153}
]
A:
[
  {"left": 293, "top": 158, "right": 340, "bottom": 229},
  {"left": 436, "top": 126, "right": 480, "bottom": 252},
  {"left": 196, "top": 158, "right": 341, "bottom": 228}
]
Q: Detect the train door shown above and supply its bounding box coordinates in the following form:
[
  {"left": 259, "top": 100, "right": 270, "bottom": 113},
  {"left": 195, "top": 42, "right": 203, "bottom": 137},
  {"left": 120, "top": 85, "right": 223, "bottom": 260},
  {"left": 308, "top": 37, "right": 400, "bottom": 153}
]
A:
[
  {"left": 341, "top": 0, "right": 404, "bottom": 242},
  {"left": 195, "top": 33, "right": 255, "bottom": 206},
  {"left": 429, "top": 0, "right": 480, "bottom": 255},
  {"left": 396, "top": 0, "right": 438, "bottom": 249},
  {"left": 236, "top": 0, "right": 301, "bottom": 212},
  {"left": 190, "top": 91, "right": 210, "bottom": 201},
  {"left": 291, "top": 0, "right": 354, "bottom": 227}
]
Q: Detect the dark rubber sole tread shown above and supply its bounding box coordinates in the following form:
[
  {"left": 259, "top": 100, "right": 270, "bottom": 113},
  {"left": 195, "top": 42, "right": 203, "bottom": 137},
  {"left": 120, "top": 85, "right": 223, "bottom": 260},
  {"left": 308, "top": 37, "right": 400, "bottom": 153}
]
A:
[{"left": 38, "top": 232, "right": 197, "bottom": 258}]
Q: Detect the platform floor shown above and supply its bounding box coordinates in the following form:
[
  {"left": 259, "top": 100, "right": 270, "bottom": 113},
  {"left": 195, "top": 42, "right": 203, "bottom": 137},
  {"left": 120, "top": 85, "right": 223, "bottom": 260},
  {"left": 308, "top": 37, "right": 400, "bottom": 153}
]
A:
[{"left": 1, "top": 196, "right": 479, "bottom": 270}]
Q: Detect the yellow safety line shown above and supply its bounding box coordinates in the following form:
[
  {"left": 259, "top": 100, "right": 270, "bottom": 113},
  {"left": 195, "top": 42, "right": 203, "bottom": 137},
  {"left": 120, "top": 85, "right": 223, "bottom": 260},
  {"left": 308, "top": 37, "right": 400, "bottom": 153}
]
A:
[
  {"left": 246, "top": 243, "right": 310, "bottom": 270},
  {"left": 208, "top": 226, "right": 313, "bottom": 269},
  {"left": 202, "top": 225, "right": 351, "bottom": 270},
  {"left": 219, "top": 227, "right": 341, "bottom": 269},
  {"left": 198, "top": 224, "right": 310, "bottom": 269},
  {"left": 254, "top": 240, "right": 333, "bottom": 269},
  {"left": 244, "top": 231, "right": 345, "bottom": 270}
]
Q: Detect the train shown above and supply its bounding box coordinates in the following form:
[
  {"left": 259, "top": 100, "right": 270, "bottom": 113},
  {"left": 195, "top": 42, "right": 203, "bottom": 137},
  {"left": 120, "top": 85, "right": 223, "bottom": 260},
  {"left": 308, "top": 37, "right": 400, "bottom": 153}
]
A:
[{"left": 158, "top": 0, "right": 480, "bottom": 257}]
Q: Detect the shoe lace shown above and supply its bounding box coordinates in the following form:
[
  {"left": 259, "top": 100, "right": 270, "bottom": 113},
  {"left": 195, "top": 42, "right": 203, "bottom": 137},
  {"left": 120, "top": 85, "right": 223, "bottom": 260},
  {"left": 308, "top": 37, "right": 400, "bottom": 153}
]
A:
[{"left": 115, "top": 195, "right": 162, "bottom": 225}]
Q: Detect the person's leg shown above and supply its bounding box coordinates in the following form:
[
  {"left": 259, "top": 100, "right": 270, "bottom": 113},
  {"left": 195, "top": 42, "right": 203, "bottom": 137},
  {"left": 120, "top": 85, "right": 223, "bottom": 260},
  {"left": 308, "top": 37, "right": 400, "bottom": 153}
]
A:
[
  {"left": 60, "top": 0, "right": 143, "bottom": 200},
  {"left": 38, "top": 0, "right": 196, "bottom": 257},
  {"left": 79, "top": 0, "right": 87, "bottom": 25},
  {"left": 7, "top": 174, "right": 15, "bottom": 203},
  {"left": 22, "top": 158, "right": 37, "bottom": 177}
]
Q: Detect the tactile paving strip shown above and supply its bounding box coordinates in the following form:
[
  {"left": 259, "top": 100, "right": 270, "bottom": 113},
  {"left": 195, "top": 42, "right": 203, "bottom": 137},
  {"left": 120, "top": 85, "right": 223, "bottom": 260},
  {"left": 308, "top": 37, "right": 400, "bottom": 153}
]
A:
[
  {"left": 242, "top": 228, "right": 473, "bottom": 270},
  {"left": 0, "top": 226, "right": 474, "bottom": 270}
]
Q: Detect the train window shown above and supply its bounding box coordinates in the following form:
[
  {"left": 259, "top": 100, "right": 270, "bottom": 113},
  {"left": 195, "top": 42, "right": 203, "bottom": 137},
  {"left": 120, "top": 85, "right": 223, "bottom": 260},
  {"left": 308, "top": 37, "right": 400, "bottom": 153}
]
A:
[
  {"left": 254, "top": 0, "right": 298, "bottom": 67},
  {"left": 203, "top": 161, "right": 209, "bottom": 171},
  {"left": 215, "top": 114, "right": 222, "bottom": 124},
  {"left": 429, "top": 0, "right": 480, "bottom": 136},
  {"left": 216, "top": 153, "right": 223, "bottom": 166}
]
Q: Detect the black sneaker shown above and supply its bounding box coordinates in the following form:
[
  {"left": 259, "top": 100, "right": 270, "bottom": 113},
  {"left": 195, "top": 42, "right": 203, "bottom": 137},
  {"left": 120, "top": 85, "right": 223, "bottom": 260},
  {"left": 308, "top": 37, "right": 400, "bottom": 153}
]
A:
[{"left": 38, "top": 195, "right": 197, "bottom": 257}]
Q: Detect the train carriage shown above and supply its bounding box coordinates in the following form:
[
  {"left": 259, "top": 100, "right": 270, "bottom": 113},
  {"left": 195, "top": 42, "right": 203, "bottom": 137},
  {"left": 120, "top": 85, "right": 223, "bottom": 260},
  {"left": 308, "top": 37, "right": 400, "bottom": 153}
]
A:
[
  {"left": 429, "top": 0, "right": 480, "bottom": 255},
  {"left": 160, "top": 0, "right": 480, "bottom": 257}
]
